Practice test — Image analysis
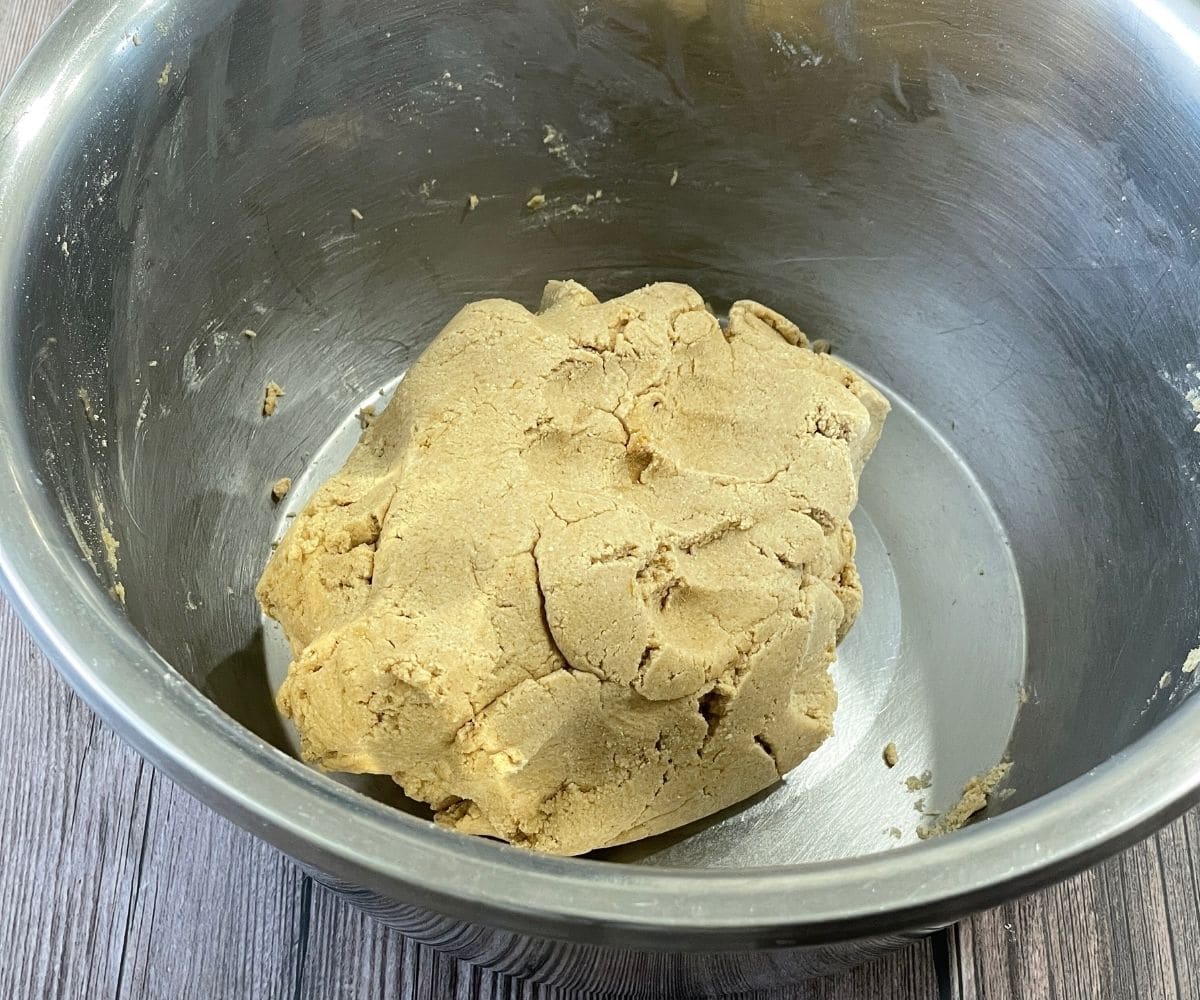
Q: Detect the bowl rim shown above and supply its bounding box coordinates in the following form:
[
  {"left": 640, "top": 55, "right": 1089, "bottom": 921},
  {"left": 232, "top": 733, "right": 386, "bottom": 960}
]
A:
[{"left": 2, "top": 0, "right": 1200, "bottom": 952}]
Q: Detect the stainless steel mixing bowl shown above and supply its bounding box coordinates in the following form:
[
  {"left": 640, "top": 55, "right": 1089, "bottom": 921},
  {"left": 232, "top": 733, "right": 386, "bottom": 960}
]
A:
[{"left": 4, "top": 0, "right": 1200, "bottom": 994}]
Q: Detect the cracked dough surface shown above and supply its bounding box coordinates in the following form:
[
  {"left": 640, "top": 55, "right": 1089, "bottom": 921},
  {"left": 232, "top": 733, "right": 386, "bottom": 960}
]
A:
[{"left": 257, "top": 280, "right": 888, "bottom": 855}]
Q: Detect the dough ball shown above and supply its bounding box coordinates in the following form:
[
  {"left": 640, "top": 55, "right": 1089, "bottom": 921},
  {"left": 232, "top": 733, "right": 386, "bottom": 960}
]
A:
[{"left": 257, "top": 280, "right": 888, "bottom": 855}]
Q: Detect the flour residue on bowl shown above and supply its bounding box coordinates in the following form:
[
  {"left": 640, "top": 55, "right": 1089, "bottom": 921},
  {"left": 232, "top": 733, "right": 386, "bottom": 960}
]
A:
[{"left": 916, "top": 761, "right": 1012, "bottom": 840}]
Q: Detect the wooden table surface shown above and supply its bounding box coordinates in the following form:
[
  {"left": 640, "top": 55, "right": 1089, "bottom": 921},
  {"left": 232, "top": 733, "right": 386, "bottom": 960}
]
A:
[{"left": 3, "top": 3, "right": 1200, "bottom": 997}]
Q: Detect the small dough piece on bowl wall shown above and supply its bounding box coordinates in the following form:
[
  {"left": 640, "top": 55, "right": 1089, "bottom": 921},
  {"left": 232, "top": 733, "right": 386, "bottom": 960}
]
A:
[{"left": 257, "top": 280, "right": 889, "bottom": 856}]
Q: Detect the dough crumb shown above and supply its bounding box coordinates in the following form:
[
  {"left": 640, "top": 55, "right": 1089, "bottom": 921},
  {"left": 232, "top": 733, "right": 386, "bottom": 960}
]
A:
[
  {"left": 1159, "top": 670, "right": 1172, "bottom": 690},
  {"left": 258, "top": 279, "right": 889, "bottom": 855},
  {"left": 350, "top": 207, "right": 364, "bottom": 221},
  {"left": 157, "top": 62, "right": 172, "bottom": 88},
  {"left": 100, "top": 525, "right": 119, "bottom": 572},
  {"left": 466, "top": 193, "right": 480, "bottom": 211},
  {"left": 242, "top": 328, "right": 258, "bottom": 339},
  {"left": 669, "top": 167, "right": 679, "bottom": 187},
  {"left": 905, "top": 770, "right": 932, "bottom": 791},
  {"left": 1184, "top": 647, "right": 1200, "bottom": 673},
  {"left": 883, "top": 742, "right": 898, "bottom": 768},
  {"left": 917, "top": 762, "right": 1012, "bottom": 839},
  {"left": 110, "top": 582, "right": 126, "bottom": 604},
  {"left": 272, "top": 477, "right": 292, "bottom": 502},
  {"left": 262, "top": 382, "right": 284, "bottom": 417},
  {"left": 357, "top": 404, "right": 376, "bottom": 430},
  {"left": 888, "top": 826, "right": 902, "bottom": 839},
  {"left": 526, "top": 193, "right": 546, "bottom": 210}
]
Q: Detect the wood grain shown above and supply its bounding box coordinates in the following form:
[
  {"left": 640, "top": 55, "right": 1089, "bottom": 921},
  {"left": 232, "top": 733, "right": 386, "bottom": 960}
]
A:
[
  {"left": 0, "top": 2, "right": 1198, "bottom": 998},
  {"left": 0, "top": 0, "right": 64, "bottom": 87},
  {"left": 952, "top": 815, "right": 1200, "bottom": 1000}
]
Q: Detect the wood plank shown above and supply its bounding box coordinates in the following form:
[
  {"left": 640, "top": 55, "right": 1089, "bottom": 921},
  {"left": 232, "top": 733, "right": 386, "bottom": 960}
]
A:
[
  {"left": 952, "top": 822, "right": 1200, "bottom": 1000},
  {"left": 0, "top": 0, "right": 67, "bottom": 88},
  {"left": 0, "top": 604, "right": 297, "bottom": 998},
  {"left": 1154, "top": 814, "right": 1200, "bottom": 1000}
]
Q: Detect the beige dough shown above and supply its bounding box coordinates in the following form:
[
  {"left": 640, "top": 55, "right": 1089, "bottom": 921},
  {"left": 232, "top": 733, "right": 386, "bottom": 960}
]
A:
[{"left": 257, "top": 280, "right": 888, "bottom": 855}]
